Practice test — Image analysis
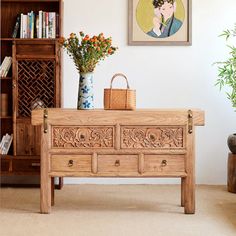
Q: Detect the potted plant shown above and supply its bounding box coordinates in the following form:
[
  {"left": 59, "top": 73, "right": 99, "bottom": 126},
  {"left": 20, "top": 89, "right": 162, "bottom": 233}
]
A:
[{"left": 215, "top": 24, "right": 236, "bottom": 154}]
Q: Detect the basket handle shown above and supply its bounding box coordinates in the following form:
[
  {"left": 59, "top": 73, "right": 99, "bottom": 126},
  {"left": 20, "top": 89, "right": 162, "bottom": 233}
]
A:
[{"left": 110, "top": 73, "right": 130, "bottom": 89}]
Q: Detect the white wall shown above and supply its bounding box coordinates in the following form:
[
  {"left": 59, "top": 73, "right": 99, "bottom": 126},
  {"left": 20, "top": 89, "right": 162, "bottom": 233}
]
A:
[{"left": 63, "top": 0, "right": 236, "bottom": 185}]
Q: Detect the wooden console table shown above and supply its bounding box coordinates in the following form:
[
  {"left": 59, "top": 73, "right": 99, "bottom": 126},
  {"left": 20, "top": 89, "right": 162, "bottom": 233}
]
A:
[{"left": 31, "top": 109, "right": 204, "bottom": 214}]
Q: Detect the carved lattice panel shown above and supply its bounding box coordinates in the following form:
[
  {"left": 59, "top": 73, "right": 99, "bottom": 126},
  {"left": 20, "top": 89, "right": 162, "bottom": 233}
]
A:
[
  {"left": 52, "top": 126, "right": 114, "bottom": 148},
  {"left": 17, "top": 60, "right": 55, "bottom": 117},
  {"left": 121, "top": 126, "right": 184, "bottom": 149}
]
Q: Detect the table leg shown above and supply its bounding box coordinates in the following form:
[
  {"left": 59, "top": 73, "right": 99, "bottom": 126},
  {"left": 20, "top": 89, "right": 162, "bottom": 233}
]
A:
[
  {"left": 184, "top": 128, "right": 195, "bottom": 214},
  {"left": 184, "top": 175, "right": 195, "bottom": 214},
  {"left": 40, "top": 174, "right": 51, "bottom": 213},
  {"left": 51, "top": 177, "right": 55, "bottom": 206},
  {"left": 40, "top": 126, "right": 51, "bottom": 214},
  {"left": 181, "top": 177, "right": 185, "bottom": 207}
]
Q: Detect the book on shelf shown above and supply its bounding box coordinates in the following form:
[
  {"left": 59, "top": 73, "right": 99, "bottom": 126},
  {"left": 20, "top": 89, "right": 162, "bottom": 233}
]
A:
[
  {"left": 12, "top": 14, "right": 21, "bottom": 38},
  {"left": 19, "top": 10, "right": 57, "bottom": 39},
  {"left": 0, "top": 133, "right": 13, "bottom": 155},
  {"left": 0, "top": 56, "right": 12, "bottom": 78}
]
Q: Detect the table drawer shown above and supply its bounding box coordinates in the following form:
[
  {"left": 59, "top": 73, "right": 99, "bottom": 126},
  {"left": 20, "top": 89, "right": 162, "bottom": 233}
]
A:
[
  {"left": 1, "top": 159, "right": 10, "bottom": 172},
  {"left": 121, "top": 126, "right": 184, "bottom": 149},
  {"left": 12, "top": 159, "right": 40, "bottom": 172},
  {"left": 98, "top": 155, "right": 138, "bottom": 173},
  {"left": 51, "top": 155, "right": 91, "bottom": 172},
  {"left": 52, "top": 126, "right": 114, "bottom": 148},
  {"left": 16, "top": 43, "right": 55, "bottom": 56},
  {"left": 144, "top": 155, "right": 185, "bottom": 173}
]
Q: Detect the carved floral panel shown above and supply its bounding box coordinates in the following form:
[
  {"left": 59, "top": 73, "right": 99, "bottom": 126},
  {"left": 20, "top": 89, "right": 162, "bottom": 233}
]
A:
[
  {"left": 52, "top": 126, "right": 114, "bottom": 148},
  {"left": 121, "top": 126, "right": 184, "bottom": 149}
]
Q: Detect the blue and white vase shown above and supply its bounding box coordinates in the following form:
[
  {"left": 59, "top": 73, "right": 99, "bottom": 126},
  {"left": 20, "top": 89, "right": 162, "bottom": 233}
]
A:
[{"left": 77, "top": 72, "right": 94, "bottom": 109}]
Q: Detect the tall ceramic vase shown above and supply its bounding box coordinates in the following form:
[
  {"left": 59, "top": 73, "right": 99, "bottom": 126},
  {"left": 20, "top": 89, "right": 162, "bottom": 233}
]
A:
[{"left": 77, "top": 72, "right": 94, "bottom": 109}]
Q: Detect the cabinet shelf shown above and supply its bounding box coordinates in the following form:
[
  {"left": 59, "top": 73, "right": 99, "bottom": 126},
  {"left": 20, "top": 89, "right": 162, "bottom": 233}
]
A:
[
  {"left": 0, "top": 155, "right": 39, "bottom": 160},
  {"left": 0, "top": 77, "right": 12, "bottom": 80},
  {"left": 1, "top": 0, "right": 60, "bottom": 2},
  {"left": 0, "top": 116, "right": 13, "bottom": 119},
  {"left": 0, "top": 38, "right": 60, "bottom": 41}
]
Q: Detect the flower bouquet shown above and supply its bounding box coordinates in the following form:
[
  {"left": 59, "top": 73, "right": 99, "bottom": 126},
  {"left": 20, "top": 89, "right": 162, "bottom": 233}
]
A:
[{"left": 59, "top": 32, "right": 117, "bottom": 109}]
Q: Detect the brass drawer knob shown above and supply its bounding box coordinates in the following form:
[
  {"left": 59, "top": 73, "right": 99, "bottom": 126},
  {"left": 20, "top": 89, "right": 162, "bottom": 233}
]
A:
[
  {"left": 80, "top": 134, "right": 85, "bottom": 139},
  {"left": 31, "top": 163, "right": 40, "bottom": 167},
  {"left": 115, "top": 160, "right": 120, "bottom": 167},
  {"left": 161, "top": 160, "right": 167, "bottom": 167},
  {"left": 68, "top": 160, "right": 74, "bottom": 167}
]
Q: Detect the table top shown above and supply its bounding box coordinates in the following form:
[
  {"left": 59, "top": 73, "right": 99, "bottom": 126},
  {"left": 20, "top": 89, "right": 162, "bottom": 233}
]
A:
[{"left": 31, "top": 108, "right": 205, "bottom": 126}]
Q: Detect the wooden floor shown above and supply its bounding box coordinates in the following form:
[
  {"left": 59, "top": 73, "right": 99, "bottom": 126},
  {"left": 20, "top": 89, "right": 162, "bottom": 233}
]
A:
[{"left": 0, "top": 185, "right": 236, "bottom": 236}]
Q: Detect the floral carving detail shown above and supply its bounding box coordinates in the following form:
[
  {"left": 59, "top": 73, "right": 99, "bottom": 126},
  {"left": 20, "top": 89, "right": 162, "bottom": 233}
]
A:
[
  {"left": 121, "top": 127, "right": 184, "bottom": 148},
  {"left": 52, "top": 126, "right": 114, "bottom": 148}
]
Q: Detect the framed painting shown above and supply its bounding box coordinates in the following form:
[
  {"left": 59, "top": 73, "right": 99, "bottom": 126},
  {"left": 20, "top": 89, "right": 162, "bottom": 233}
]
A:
[{"left": 128, "top": 0, "right": 192, "bottom": 46}]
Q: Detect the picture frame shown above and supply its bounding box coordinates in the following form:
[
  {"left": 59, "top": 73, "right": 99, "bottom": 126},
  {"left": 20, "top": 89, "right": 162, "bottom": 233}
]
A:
[{"left": 128, "top": 0, "right": 192, "bottom": 46}]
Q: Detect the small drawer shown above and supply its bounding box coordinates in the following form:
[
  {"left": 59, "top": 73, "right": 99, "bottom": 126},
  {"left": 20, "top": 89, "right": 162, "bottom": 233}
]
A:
[
  {"left": 52, "top": 126, "right": 114, "bottom": 148},
  {"left": 51, "top": 155, "right": 91, "bottom": 172},
  {"left": 1, "top": 159, "right": 10, "bottom": 172},
  {"left": 16, "top": 44, "right": 55, "bottom": 56},
  {"left": 144, "top": 155, "right": 185, "bottom": 173},
  {"left": 12, "top": 159, "right": 40, "bottom": 172},
  {"left": 98, "top": 155, "right": 138, "bottom": 173},
  {"left": 121, "top": 126, "right": 184, "bottom": 149}
]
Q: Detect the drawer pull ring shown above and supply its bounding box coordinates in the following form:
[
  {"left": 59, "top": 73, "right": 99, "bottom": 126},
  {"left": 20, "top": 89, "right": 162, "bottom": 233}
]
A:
[
  {"left": 68, "top": 160, "right": 74, "bottom": 167},
  {"left": 80, "top": 134, "right": 85, "bottom": 139},
  {"left": 115, "top": 160, "right": 120, "bottom": 167},
  {"left": 161, "top": 160, "right": 167, "bottom": 167}
]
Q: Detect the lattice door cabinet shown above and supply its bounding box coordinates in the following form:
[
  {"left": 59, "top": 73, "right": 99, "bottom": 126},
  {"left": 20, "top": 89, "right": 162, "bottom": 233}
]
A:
[{"left": 0, "top": 0, "right": 63, "bottom": 185}]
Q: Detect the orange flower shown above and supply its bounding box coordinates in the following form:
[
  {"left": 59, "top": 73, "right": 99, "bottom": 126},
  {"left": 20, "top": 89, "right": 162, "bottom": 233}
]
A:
[
  {"left": 58, "top": 37, "right": 65, "bottom": 44},
  {"left": 70, "top": 33, "right": 75, "bottom": 38},
  {"left": 60, "top": 32, "right": 117, "bottom": 73}
]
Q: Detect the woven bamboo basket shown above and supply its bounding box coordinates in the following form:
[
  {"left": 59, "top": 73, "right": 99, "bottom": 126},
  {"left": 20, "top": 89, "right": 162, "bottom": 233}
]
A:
[{"left": 104, "top": 73, "right": 136, "bottom": 110}]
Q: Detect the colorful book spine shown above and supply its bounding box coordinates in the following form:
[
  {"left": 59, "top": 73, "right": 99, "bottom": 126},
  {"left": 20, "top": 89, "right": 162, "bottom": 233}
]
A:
[
  {"left": 0, "top": 134, "right": 13, "bottom": 155},
  {"left": 3, "top": 57, "right": 12, "bottom": 77},
  {"left": 0, "top": 57, "right": 8, "bottom": 77},
  {"left": 56, "top": 13, "right": 59, "bottom": 38},
  {"left": 45, "top": 12, "right": 49, "bottom": 38},
  {"left": 0, "top": 57, "right": 12, "bottom": 77},
  {"left": 20, "top": 13, "right": 23, "bottom": 38},
  {"left": 38, "top": 10, "right": 43, "bottom": 38},
  {"left": 12, "top": 14, "right": 20, "bottom": 38}
]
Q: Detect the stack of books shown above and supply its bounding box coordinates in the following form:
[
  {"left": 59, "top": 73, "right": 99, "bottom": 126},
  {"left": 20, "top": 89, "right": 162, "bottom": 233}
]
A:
[
  {"left": 12, "top": 10, "right": 59, "bottom": 39},
  {"left": 0, "top": 57, "right": 12, "bottom": 77},
  {"left": 0, "top": 133, "right": 13, "bottom": 155}
]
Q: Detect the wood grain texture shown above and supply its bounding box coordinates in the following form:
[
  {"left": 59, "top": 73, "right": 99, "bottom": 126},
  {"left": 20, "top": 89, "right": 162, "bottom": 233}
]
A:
[
  {"left": 40, "top": 126, "right": 51, "bottom": 214},
  {"left": 138, "top": 153, "right": 144, "bottom": 174},
  {"left": 181, "top": 177, "right": 186, "bottom": 207},
  {"left": 31, "top": 109, "right": 204, "bottom": 214},
  {"left": 51, "top": 155, "right": 91, "bottom": 172},
  {"left": 52, "top": 126, "right": 114, "bottom": 148},
  {"left": 16, "top": 118, "right": 41, "bottom": 155},
  {"left": 144, "top": 155, "right": 185, "bottom": 173},
  {"left": 92, "top": 153, "right": 98, "bottom": 174},
  {"left": 184, "top": 128, "right": 195, "bottom": 214},
  {"left": 49, "top": 172, "right": 187, "bottom": 178},
  {"left": 98, "top": 155, "right": 138, "bottom": 173},
  {"left": 32, "top": 109, "right": 205, "bottom": 126},
  {"left": 121, "top": 126, "right": 184, "bottom": 149},
  {"left": 227, "top": 153, "right": 236, "bottom": 193},
  {"left": 1, "top": 0, "right": 63, "bottom": 180}
]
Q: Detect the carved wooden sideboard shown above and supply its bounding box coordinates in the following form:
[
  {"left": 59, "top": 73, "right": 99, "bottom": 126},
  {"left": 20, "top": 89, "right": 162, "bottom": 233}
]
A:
[{"left": 31, "top": 109, "right": 205, "bottom": 214}]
